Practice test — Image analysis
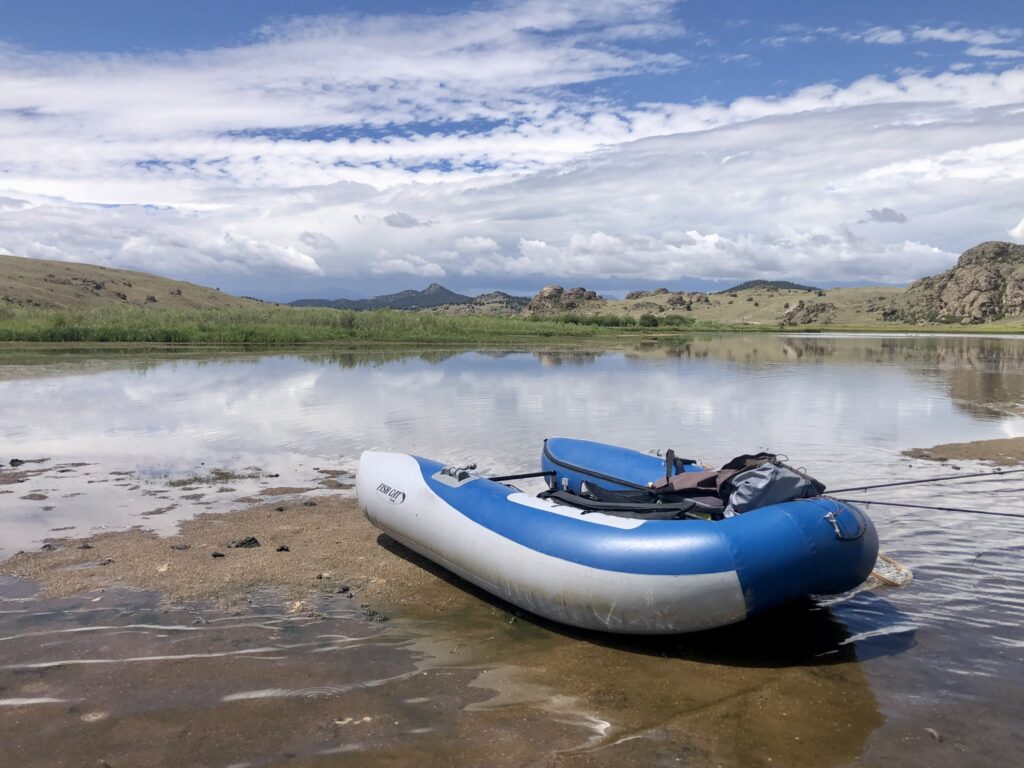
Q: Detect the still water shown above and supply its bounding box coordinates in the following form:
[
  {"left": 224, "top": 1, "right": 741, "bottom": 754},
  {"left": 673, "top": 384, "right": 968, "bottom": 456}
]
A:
[{"left": 1, "top": 334, "right": 1023, "bottom": 766}]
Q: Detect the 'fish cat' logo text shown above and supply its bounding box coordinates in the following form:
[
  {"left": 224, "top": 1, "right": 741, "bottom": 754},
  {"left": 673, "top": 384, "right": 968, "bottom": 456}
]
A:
[{"left": 376, "top": 482, "right": 406, "bottom": 504}]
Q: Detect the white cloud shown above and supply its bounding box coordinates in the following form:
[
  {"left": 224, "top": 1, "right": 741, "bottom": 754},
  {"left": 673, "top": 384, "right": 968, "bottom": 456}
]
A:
[
  {"left": 454, "top": 236, "right": 500, "bottom": 254},
  {"left": 966, "top": 46, "right": 1024, "bottom": 59},
  {"left": 912, "top": 26, "right": 1019, "bottom": 46},
  {"left": 0, "top": 3, "right": 1022, "bottom": 288},
  {"left": 860, "top": 27, "right": 906, "bottom": 45}
]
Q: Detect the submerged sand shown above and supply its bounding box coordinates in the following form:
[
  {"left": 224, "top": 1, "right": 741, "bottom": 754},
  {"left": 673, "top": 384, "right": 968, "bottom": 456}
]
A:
[
  {"left": 903, "top": 435, "right": 1024, "bottom": 466},
  {"left": 0, "top": 487, "right": 893, "bottom": 767}
]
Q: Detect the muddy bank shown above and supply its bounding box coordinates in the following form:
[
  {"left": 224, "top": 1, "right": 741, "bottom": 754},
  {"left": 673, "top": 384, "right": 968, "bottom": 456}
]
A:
[{"left": 903, "top": 436, "right": 1024, "bottom": 465}]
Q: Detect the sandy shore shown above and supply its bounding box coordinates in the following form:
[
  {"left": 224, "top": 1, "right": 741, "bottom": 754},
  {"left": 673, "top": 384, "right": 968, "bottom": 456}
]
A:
[
  {"left": 0, "top": 493, "right": 480, "bottom": 620},
  {"left": 903, "top": 436, "right": 1024, "bottom": 466}
]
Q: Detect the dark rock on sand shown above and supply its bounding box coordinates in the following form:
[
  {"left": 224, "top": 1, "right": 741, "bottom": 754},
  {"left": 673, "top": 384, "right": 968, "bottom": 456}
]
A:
[
  {"left": 40, "top": 543, "right": 58, "bottom": 552},
  {"left": 211, "top": 551, "right": 226, "bottom": 558},
  {"left": 229, "top": 536, "right": 260, "bottom": 548},
  {"left": 276, "top": 544, "right": 290, "bottom": 552},
  {"left": 170, "top": 543, "right": 191, "bottom": 551},
  {"left": 361, "top": 606, "right": 388, "bottom": 622}
]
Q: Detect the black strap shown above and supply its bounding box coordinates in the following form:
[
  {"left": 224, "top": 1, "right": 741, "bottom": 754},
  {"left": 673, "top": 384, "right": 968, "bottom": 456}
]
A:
[{"left": 540, "top": 488, "right": 698, "bottom": 517}]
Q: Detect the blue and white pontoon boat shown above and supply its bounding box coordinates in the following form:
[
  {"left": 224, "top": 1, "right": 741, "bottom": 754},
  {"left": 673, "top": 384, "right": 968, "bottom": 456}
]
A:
[{"left": 356, "top": 438, "right": 878, "bottom": 634}]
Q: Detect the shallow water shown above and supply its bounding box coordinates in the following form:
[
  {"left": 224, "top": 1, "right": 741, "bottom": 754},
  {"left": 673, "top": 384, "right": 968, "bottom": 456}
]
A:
[{"left": 2, "top": 334, "right": 1024, "bottom": 766}]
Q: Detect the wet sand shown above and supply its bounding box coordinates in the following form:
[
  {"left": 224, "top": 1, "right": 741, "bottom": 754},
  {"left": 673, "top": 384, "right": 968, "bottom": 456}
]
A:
[
  {"left": 1, "top": 487, "right": 892, "bottom": 767},
  {"left": 903, "top": 436, "right": 1024, "bottom": 465}
]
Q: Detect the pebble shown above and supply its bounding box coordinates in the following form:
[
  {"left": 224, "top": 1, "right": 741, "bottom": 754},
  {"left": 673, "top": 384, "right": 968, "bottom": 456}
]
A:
[
  {"left": 276, "top": 544, "right": 290, "bottom": 552},
  {"left": 229, "top": 536, "right": 260, "bottom": 548},
  {"left": 98, "top": 558, "right": 113, "bottom": 566},
  {"left": 170, "top": 543, "right": 190, "bottom": 551},
  {"left": 40, "top": 543, "right": 58, "bottom": 552},
  {"left": 211, "top": 551, "right": 226, "bottom": 558}
]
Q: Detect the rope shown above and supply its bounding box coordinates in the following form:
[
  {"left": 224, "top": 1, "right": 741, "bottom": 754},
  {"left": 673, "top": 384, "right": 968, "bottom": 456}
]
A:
[
  {"left": 830, "top": 466, "right": 1024, "bottom": 494},
  {"left": 832, "top": 497, "right": 1024, "bottom": 520}
]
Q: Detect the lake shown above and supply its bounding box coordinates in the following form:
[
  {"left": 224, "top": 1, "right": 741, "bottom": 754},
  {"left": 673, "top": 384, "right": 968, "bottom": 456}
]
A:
[{"left": 1, "top": 334, "right": 1023, "bottom": 766}]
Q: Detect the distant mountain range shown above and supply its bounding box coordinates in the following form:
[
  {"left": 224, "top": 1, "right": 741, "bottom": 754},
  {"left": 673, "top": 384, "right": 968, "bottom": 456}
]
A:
[
  {"left": 289, "top": 282, "right": 473, "bottom": 310},
  {"left": 719, "top": 279, "right": 820, "bottom": 293}
]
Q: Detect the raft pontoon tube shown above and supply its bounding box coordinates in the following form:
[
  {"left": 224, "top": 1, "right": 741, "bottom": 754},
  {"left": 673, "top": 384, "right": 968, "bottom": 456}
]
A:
[{"left": 356, "top": 439, "right": 878, "bottom": 634}]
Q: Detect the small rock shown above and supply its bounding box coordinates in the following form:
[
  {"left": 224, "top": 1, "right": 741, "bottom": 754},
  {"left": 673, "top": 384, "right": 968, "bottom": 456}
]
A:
[
  {"left": 276, "top": 544, "right": 290, "bottom": 552},
  {"left": 211, "top": 551, "right": 226, "bottom": 558},
  {"left": 361, "top": 606, "right": 389, "bottom": 623},
  {"left": 303, "top": 500, "right": 317, "bottom": 507},
  {"left": 228, "top": 536, "right": 260, "bottom": 548},
  {"left": 275, "top": 506, "right": 285, "bottom": 512},
  {"left": 98, "top": 558, "right": 113, "bottom": 566},
  {"left": 40, "top": 543, "right": 58, "bottom": 552},
  {"left": 78, "top": 542, "right": 94, "bottom": 550},
  {"left": 335, "top": 585, "right": 350, "bottom": 594},
  {"left": 924, "top": 727, "right": 943, "bottom": 743},
  {"left": 170, "top": 543, "right": 190, "bottom": 551},
  {"left": 157, "top": 563, "right": 170, "bottom": 573},
  {"left": 10, "top": 458, "right": 25, "bottom": 467}
]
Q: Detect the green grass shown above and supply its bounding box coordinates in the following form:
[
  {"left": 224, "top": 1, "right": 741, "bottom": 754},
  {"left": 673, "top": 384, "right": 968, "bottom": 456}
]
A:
[
  {"left": 0, "top": 305, "right": 628, "bottom": 344},
  {"left": 1, "top": 304, "right": 1020, "bottom": 346}
]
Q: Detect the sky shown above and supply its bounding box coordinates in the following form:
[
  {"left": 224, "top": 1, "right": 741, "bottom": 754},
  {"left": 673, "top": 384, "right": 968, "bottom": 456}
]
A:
[{"left": 1, "top": 1, "right": 1023, "bottom": 300}]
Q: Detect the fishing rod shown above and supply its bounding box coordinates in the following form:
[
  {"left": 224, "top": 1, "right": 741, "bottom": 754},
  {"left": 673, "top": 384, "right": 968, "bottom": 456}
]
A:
[
  {"left": 831, "top": 497, "right": 1024, "bottom": 520},
  {"left": 830, "top": 466, "right": 1024, "bottom": 494}
]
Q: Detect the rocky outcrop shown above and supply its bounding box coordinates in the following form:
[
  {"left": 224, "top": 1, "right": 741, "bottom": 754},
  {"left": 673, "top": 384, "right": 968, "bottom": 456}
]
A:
[
  {"left": 625, "top": 288, "right": 670, "bottom": 299},
  {"left": 781, "top": 300, "right": 836, "bottom": 325},
  {"left": 526, "top": 285, "right": 603, "bottom": 313},
  {"left": 666, "top": 292, "right": 710, "bottom": 309},
  {"left": 899, "top": 241, "right": 1024, "bottom": 324},
  {"left": 623, "top": 289, "right": 710, "bottom": 310}
]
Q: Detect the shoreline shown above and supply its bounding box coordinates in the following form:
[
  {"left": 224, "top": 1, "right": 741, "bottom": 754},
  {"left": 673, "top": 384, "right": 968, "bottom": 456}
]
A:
[
  {"left": 902, "top": 436, "right": 1024, "bottom": 466},
  {"left": 2, "top": 322, "right": 1024, "bottom": 352}
]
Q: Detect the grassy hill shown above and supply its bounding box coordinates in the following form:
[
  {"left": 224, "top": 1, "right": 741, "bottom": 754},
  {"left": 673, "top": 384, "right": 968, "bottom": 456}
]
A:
[
  {"left": 0, "top": 254, "right": 262, "bottom": 311},
  {"left": 609, "top": 285, "right": 905, "bottom": 327},
  {"left": 3, "top": 248, "right": 1023, "bottom": 344}
]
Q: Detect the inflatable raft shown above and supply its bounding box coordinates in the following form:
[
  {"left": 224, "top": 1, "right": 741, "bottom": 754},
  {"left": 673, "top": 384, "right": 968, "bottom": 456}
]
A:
[{"left": 357, "top": 438, "right": 878, "bottom": 634}]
